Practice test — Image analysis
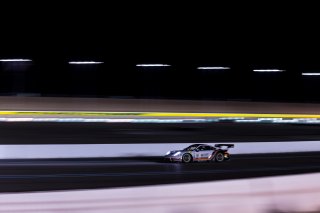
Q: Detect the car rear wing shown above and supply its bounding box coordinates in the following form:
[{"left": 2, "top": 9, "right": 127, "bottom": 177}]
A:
[{"left": 214, "top": 144, "right": 234, "bottom": 149}]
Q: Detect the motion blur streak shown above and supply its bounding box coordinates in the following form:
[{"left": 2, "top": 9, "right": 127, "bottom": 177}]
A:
[
  {"left": 0, "top": 172, "right": 320, "bottom": 213},
  {"left": 136, "top": 64, "right": 171, "bottom": 67},
  {"left": 68, "top": 61, "right": 104, "bottom": 64},
  {"left": 253, "top": 69, "right": 285, "bottom": 72},
  {"left": 2, "top": 97, "right": 320, "bottom": 114},
  {"left": 302, "top": 73, "right": 320, "bottom": 76},
  {"left": 197, "top": 66, "right": 231, "bottom": 70},
  {"left": 0, "top": 59, "right": 32, "bottom": 62},
  {"left": 2, "top": 141, "right": 320, "bottom": 159},
  {"left": 1, "top": 111, "right": 320, "bottom": 119}
]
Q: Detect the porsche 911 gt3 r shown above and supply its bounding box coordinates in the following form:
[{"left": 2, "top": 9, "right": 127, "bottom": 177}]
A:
[{"left": 164, "top": 144, "right": 234, "bottom": 163}]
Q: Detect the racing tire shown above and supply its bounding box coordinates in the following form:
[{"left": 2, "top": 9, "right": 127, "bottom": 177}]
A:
[
  {"left": 182, "top": 153, "right": 193, "bottom": 163},
  {"left": 215, "top": 152, "right": 225, "bottom": 163}
]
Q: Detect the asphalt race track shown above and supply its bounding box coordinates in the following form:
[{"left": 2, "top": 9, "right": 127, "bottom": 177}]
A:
[
  {"left": 0, "top": 152, "right": 320, "bottom": 192},
  {"left": 1, "top": 122, "right": 320, "bottom": 144},
  {"left": 1, "top": 122, "right": 320, "bottom": 192}
]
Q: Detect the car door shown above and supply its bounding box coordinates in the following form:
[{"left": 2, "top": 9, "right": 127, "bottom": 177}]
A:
[{"left": 195, "top": 145, "right": 212, "bottom": 161}]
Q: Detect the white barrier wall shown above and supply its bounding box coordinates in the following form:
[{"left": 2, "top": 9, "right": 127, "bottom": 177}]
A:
[
  {"left": 1, "top": 141, "right": 320, "bottom": 159},
  {"left": 1, "top": 172, "right": 320, "bottom": 213}
]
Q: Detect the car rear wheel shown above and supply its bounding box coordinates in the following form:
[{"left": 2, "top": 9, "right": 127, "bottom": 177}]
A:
[
  {"left": 215, "top": 152, "right": 225, "bottom": 163},
  {"left": 182, "top": 153, "right": 193, "bottom": 163}
]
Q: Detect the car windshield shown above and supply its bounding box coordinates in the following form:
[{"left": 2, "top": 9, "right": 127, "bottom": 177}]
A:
[{"left": 183, "top": 145, "right": 198, "bottom": 151}]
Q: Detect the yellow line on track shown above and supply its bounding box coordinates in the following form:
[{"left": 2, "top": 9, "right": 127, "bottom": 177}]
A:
[
  {"left": 143, "top": 113, "right": 320, "bottom": 118},
  {"left": 0, "top": 111, "right": 320, "bottom": 118}
]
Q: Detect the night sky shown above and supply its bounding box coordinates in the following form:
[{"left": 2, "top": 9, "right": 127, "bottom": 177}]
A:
[{"left": 1, "top": 2, "right": 320, "bottom": 102}]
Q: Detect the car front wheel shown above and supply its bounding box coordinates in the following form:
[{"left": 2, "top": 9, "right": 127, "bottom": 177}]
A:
[{"left": 182, "top": 153, "right": 193, "bottom": 163}]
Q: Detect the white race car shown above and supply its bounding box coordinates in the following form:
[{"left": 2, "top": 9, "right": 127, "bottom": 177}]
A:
[{"left": 164, "top": 144, "right": 234, "bottom": 163}]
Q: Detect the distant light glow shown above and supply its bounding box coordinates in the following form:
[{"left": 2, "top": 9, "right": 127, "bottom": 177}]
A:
[
  {"left": 0, "top": 59, "right": 32, "bottom": 62},
  {"left": 253, "top": 69, "right": 285, "bottom": 72},
  {"left": 302, "top": 73, "right": 320, "bottom": 76},
  {"left": 197, "top": 67, "right": 230, "bottom": 70},
  {"left": 68, "top": 61, "right": 104, "bottom": 64},
  {"left": 136, "top": 64, "right": 171, "bottom": 67}
]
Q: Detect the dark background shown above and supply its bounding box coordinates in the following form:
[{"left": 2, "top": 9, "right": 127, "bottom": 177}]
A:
[{"left": 0, "top": 2, "right": 319, "bottom": 102}]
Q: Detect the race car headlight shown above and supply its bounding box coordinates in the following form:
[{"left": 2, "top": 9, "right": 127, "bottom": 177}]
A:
[
  {"left": 166, "top": 151, "right": 171, "bottom": 155},
  {"left": 173, "top": 152, "right": 181, "bottom": 156}
]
